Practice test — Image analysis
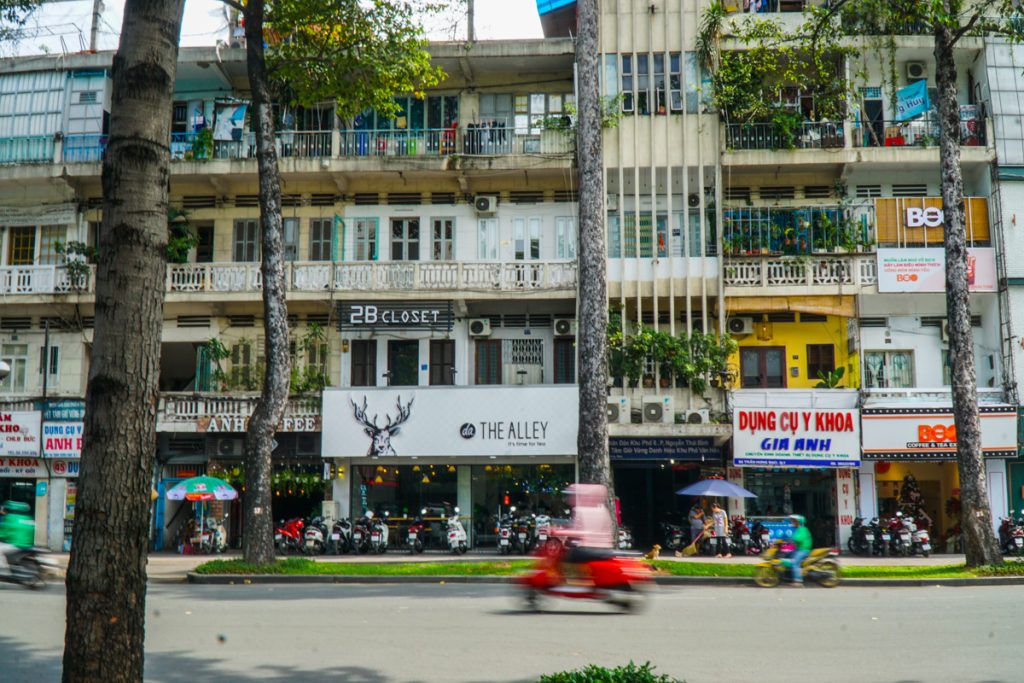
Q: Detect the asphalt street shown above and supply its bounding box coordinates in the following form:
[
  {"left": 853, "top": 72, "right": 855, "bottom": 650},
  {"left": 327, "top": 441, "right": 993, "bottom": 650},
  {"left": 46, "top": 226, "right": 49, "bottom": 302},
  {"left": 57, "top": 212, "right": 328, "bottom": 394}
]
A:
[{"left": 0, "top": 581, "right": 1015, "bottom": 683}]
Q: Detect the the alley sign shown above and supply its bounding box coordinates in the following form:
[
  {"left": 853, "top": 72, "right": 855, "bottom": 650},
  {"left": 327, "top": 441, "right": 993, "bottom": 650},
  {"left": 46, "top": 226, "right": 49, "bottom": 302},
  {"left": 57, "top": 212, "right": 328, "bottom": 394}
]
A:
[{"left": 733, "top": 408, "right": 861, "bottom": 467}]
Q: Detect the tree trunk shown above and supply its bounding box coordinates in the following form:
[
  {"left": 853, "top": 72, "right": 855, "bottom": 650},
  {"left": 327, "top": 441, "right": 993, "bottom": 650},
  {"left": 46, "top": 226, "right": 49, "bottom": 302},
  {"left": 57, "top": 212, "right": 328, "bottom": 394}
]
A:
[
  {"left": 575, "top": 0, "right": 614, "bottom": 512},
  {"left": 62, "top": 0, "right": 185, "bottom": 679},
  {"left": 242, "top": 0, "right": 291, "bottom": 565},
  {"left": 934, "top": 24, "right": 1002, "bottom": 567}
]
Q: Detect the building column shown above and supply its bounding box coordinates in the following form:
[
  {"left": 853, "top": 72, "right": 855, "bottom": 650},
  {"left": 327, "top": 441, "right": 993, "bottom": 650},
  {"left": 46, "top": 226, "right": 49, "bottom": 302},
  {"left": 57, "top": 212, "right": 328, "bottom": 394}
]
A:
[
  {"left": 332, "top": 458, "right": 352, "bottom": 520},
  {"left": 986, "top": 458, "right": 1009, "bottom": 531},
  {"left": 857, "top": 463, "right": 878, "bottom": 520},
  {"left": 457, "top": 465, "right": 472, "bottom": 547},
  {"left": 33, "top": 479, "right": 48, "bottom": 547},
  {"left": 46, "top": 478, "right": 67, "bottom": 551}
]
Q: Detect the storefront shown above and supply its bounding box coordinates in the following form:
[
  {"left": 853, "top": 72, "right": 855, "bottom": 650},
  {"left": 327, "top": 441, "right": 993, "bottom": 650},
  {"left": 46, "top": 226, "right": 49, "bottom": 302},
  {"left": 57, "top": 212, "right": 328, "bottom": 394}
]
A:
[
  {"left": 321, "top": 385, "right": 578, "bottom": 549},
  {"left": 0, "top": 409, "right": 44, "bottom": 544},
  {"left": 41, "top": 399, "right": 85, "bottom": 551},
  {"left": 859, "top": 402, "right": 1014, "bottom": 550},
  {"left": 729, "top": 390, "right": 861, "bottom": 547}
]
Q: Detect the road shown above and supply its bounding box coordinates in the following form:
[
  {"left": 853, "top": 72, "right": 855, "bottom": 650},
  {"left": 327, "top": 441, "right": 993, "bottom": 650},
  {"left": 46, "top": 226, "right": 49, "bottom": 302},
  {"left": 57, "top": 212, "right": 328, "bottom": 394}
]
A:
[{"left": 0, "top": 582, "right": 1014, "bottom": 683}]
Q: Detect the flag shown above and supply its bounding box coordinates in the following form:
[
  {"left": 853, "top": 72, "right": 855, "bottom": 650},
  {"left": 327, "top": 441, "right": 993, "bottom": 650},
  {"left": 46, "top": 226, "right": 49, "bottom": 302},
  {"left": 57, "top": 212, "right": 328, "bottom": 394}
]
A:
[{"left": 895, "top": 81, "right": 930, "bottom": 122}]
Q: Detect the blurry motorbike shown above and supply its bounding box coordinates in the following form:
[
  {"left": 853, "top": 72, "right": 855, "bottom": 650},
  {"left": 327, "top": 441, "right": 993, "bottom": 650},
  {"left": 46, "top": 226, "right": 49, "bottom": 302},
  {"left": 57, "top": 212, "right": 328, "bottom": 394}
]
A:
[
  {"left": 327, "top": 517, "right": 352, "bottom": 554},
  {"left": 535, "top": 514, "right": 554, "bottom": 548},
  {"left": 661, "top": 522, "right": 687, "bottom": 552},
  {"left": 754, "top": 541, "right": 841, "bottom": 588},
  {"left": 730, "top": 516, "right": 752, "bottom": 556},
  {"left": 848, "top": 517, "right": 874, "bottom": 556},
  {"left": 274, "top": 517, "right": 304, "bottom": 555},
  {"left": 0, "top": 546, "right": 56, "bottom": 590},
  {"left": 517, "top": 541, "right": 653, "bottom": 612},
  {"left": 497, "top": 510, "right": 514, "bottom": 555},
  {"left": 617, "top": 525, "right": 634, "bottom": 550},
  {"left": 750, "top": 520, "right": 773, "bottom": 554},
  {"left": 369, "top": 511, "right": 390, "bottom": 554},
  {"left": 351, "top": 513, "right": 372, "bottom": 554},
  {"left": 303, "top": 516, "right": 328, "bottom": 555}
]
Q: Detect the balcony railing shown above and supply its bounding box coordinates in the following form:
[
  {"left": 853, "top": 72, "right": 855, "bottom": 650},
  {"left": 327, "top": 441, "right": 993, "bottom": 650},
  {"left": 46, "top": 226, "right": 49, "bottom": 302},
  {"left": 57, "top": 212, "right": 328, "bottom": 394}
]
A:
[
  {"left": 0, "top": 265, "right": 92, "bottom": 294},
  {"left": 724, "top": 254, "right": 878, "bottom": 288},
  {"left": 166, "top": 260, "right": 578, "bottom": 294},
  {"left": 338, "top": 129, "right": 454, "bottom": 157},
  {"left": 724, "top": 121, "right": 845, "bottom": 151},
  {"left": 723, "top": 205, "right": 874, "bottom": 255},
  {"left": 854, "top": 117, "right": 986, "bottom": 148},
  {"left": 158, "top": 392, "right": 321, "bottom": 429},
  {"left": 0, "top": 135, "right": 54, "bottom": 164},
  {"left": 63, "top": 134, "right": 107, "bottom": 162}
]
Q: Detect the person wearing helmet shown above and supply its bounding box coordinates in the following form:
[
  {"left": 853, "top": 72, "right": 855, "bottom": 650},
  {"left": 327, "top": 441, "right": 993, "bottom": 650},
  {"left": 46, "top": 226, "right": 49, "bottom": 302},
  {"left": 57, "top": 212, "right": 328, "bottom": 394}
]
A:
[
  {"left": 0, "top": 501, "right": 35, "bottom": 574},
  {"left": 788, "top": 514, "right": 812, "bottom": 585}
]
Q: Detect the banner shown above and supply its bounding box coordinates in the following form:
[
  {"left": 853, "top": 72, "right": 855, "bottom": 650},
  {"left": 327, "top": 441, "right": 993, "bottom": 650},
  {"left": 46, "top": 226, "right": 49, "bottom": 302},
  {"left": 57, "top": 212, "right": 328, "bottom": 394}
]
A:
[
  {"left": 861, "top": 405, "right": 1015, "bottom": 459},
  {"left": 877, "top": 247, "right": 996, "bottom": 293},
  {"left": 214, "top": 103, "right": 248, "bottom": 142},
  {"left": 609, "top": 437, "right": 719, "bottom": 461},
  {"left": 0, "top": 412, "right": 41, "bottom": 458},
  {"left": 0, "top": 457, "right": 44, "bottom": 478},
  {"left": 322, "top": 387, "right": 578, "bottom": 458},
  {"left": 895, "top": 80, "right": 930, "bottom": 122},
  {"left": 43, "top": 422, "right": 83, "bottom": 458},
  {"left": 732, "top": 408, "right": 860, "bottom": 467}
]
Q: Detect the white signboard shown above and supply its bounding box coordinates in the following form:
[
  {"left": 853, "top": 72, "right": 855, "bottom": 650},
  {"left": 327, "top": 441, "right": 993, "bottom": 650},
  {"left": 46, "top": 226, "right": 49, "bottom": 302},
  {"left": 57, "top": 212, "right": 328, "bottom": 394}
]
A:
[
  {"left": 43, "top": 421, "right": 83, "bottom": 458},
  {"left": 733, "top": 408, "right": 861, "bottom": 468},
  {"left": 321, "top": 387, "right": 578, "bottom": 458},
  {"left": 861, "top": 405, "right": 1016, "bottom": 459},
  {"left": 877, "top": 247, "right": 996, "bottom": 293},
  {"left": 0, "top": 456, "right": 45, "bottom": 478},
  {"left": 49, "top": 458, "right": 80, "bottom": 477},
  {"left": 0, "top": 411, "right": 41, "bottom": 458}
]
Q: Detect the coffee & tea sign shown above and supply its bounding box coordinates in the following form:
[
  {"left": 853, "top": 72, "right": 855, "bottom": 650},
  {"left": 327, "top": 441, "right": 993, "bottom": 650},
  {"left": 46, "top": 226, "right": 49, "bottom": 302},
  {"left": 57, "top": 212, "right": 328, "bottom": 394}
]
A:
[
  {"left": 733, "top": 408, "right": 860, "bottom": 468},
  {"left": 0, "top": 411, "right": 41, "bottom": 458}
]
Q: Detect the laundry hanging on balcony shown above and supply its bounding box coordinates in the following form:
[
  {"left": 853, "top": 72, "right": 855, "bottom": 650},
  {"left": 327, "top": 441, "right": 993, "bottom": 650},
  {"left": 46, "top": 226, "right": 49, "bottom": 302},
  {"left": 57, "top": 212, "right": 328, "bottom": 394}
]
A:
[{"left": 895, "top": 81, "right": 930, "bottom": 122}]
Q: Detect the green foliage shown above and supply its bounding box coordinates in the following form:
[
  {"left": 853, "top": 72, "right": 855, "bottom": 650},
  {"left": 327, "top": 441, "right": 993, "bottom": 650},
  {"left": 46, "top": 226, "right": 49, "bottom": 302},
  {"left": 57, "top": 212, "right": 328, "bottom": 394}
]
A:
[
  {"left": 266, "top": 0, "right": 445, "bottom": 120},
  {"left": 167, "top": 208, "right": 199, "bottom": 264},
  {"left": 189, "top": 127, "right": 214, "bottom": 160},
  {"left": 815, "top": 366, "right": 846, "bottom": 388},
  {"left": 204, "top": 338, "right": 233, "bottom": 392},
  {"left": 54, "top": 240, "right": 97, "bottom": 291},
  {"left": 289, "top": 322, "right": 330, "bottom": 394},
  {"left": 539, "top": 663, "right": 684, "bottom": 683}
]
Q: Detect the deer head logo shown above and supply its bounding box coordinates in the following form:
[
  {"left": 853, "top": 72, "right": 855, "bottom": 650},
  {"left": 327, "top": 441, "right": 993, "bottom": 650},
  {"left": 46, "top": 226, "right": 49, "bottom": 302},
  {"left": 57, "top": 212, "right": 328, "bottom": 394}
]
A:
[{"left": 350, "top": 396, "right": 414, "bottom": 456}]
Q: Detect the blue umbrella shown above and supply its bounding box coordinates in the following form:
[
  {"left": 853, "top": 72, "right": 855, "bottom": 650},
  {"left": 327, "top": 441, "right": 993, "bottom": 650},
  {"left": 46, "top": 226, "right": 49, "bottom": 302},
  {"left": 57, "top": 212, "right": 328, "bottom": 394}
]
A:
[{"left": 675, "top": 479, "right": 757, "bottom": 498}]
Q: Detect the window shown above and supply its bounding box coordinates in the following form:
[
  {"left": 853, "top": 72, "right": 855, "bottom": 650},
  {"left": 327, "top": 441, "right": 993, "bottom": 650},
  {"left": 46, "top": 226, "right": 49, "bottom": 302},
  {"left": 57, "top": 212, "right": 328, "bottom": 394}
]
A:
[
  {"left": 38, "top": 345, "right": 59, "bottom": 378},
  {"left": 503, "top": 338, "right": 544, "bottom": 384},
  {"left": 350, "top": 340, "right": 377, "bottom": 387},
  {"left": 685, "top": 52, "right": 701, "bottom": 114},
  {"left": 38, "top": 226, "right": 64, "bottom": 265},
  {"left": 353, "top": 219, "right": 377, "bottom": 261},
  {"left": 607, "top": 215, "right": 621, "bottom": 258},
  {"left": 740, "top": 347, "right": 786, "bottom": 388},
  {"left": 620, "top": 213, "right": 667, "bottom": 258},
  {"left": 636, "top": 53, "right": 650, "bottom": 115},
  {"left": 864, "top": 351, "right": 914, "bottom": 389},
  {"left": 429, "top": 340, "right": 455, "bottom": 385},
  {"left": 555, "top": 217, "right": 577, "bottom": 259},
  {"left": 196, "top": 224, "right": 214, "bottom": 263},
  {"left": 0, "top": 344, "right": 27, "bottom": 392},
  {"left": 282, "top": 218, "right": 299, "bottom": 262},
  {"left": 390, "top": 218, "right": 420, "bottom": 261},
  {"left": 807, "top": 344, "right": 836, "bottom": 381},
  {"left": 233, "top": 219, "right": 258, "bottom": 262},
  {"left": 604, "top": 55, "right": 620, "bottom": 99},
  {"left": 478, "top": 218, "right": 498, "bottom": 260},
  {"left": 653, "top": 53, "right": 666, "bottom": 113},
  {"left": 386, "top": 340, "right": 419, "bottom": 386},
  {"left": 229, "top": 340, "right": 261, "bottom": 389},
  {"left": 513, "top": 217, "right": 541, "bottom": 260},
  {"left": 621, "top": 55, "right": 634, "bottom": 112},
  {"left": 669, "top": 53, "right": 683, "bottom": 112},
  {"left": 432, "top": 218, "right": 455, "bottom": 261},
  {"left": 475, "top": 339, "right": 502, "bottom": 385},
  {"left": 7, "top": 226, "right": 35, "bottom": 265},
  {"left": 309, "top": 219, "right": 333, "bottom": 261},
  {"left": 554, "top": 338, "right": 576, "bottom": 384}
]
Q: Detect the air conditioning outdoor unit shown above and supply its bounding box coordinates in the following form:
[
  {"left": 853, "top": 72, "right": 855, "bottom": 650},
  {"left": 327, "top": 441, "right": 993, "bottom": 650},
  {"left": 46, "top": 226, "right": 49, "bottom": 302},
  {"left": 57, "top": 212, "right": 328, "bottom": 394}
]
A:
[
  {"left": 906, "top": 62, "right": 927, "bottom": 80},
  {"left": 474, "top": 195, "right": 498, "bottom": 214},
  {"left": 642, "top": 396, "right": 674, "bottom": 424},
  {"left": 554, "top": 318, "right": 578, "bottom": 336},
  {"left": 213, "top": 438, "right": 243, "bottom": 457},
  {"left": 688, "top": 193, "right": 701, "bottom": 207},
  {"left": 606, "top": 396, "right": 630, "bottom": 424},
  {"left": 683, "top": 409, "right": 710, "bottom": 425},
  {"left": 940, "top": 321, "right": 950, "bottom": 344},
  {"left": 468, "top": 318, "right": 492, "bottom": 337},
  {"left": 727, "top": 316, "right": 754, "bottom": 336}
]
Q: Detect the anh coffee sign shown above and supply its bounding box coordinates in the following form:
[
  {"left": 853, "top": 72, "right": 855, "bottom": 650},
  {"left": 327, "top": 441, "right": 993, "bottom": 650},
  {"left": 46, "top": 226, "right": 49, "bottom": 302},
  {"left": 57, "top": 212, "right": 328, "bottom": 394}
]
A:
[
  {"left": 198, "top": 415, "right": 320, "bottom": 433},
  {"left": 861, "top": 405, "right": 1016, "bottom": 459},
  {"left": 733, "top": 408, "right": 861, "bottom": 468},
  {"left": 337, "top": 301, "right": 453, "bottom": 332}
]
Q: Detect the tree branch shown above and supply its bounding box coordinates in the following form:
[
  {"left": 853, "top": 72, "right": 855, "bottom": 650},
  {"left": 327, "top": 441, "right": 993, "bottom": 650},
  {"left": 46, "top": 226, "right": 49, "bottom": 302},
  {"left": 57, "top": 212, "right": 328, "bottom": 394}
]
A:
[{"left": 219, "top": 0, "right": 244, "bottom": 13}]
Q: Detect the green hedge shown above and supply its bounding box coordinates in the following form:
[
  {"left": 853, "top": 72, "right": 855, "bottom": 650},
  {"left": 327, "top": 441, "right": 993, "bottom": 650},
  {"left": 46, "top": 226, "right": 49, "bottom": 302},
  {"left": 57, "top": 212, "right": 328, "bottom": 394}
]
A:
[{"left": 539, "top": 662, "right": 684, "bottom": 683}]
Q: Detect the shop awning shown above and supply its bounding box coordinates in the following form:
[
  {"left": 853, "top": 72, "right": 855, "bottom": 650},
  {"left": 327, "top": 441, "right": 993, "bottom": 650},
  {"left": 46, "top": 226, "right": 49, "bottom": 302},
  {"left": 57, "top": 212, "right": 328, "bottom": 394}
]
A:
[{"left": 725, "top": 295, "right": 855, "bottom": 318}]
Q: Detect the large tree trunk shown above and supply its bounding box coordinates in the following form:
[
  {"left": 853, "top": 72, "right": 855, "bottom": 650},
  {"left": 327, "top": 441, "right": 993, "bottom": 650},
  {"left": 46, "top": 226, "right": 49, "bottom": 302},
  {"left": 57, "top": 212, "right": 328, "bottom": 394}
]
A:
[
  {"left": 575, "top": 0, "right": 613, "bottom": 508},
  {"left": 934, "top": 24, "right": 1002, "bottom": 567},
  {"left": 242, "top": 0, "right": 290, "bottom": 565},
  {"left": 62, "top": 0, "right": 186, "bottom": 679}
]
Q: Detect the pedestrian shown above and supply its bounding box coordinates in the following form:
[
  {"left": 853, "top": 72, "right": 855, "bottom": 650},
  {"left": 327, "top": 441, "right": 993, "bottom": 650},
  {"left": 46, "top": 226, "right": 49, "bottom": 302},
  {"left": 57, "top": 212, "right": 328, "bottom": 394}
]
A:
[
  {"left": 711, "top": 502, "right": 731, "bottom": 558},
  {"left": 688, "top": 502, "right": 705, "bottom": 546}
]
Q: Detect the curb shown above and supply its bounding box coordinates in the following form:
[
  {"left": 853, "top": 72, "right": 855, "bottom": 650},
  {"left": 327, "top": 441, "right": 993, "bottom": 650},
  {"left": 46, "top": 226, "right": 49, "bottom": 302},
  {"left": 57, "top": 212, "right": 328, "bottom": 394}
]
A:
[{"left": 186, "top": 572, "right": 1024, "bottom": 587}]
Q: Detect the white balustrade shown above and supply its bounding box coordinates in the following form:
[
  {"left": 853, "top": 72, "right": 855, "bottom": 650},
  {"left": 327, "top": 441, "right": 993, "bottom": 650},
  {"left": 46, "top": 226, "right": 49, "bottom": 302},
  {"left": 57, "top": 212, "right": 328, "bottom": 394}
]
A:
[
  {"left": 0, "top": 264, "right": 93, "bottom": 295},
  {"left": 724, "top": 254, "right": 876, "bottom": 290}
]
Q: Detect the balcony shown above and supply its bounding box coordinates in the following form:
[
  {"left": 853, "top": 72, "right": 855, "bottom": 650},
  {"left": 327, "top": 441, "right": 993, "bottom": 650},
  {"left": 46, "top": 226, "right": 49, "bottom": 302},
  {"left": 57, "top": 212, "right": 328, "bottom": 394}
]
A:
[
  {"left": 157, "top": 392, "right": 321, "bottom": 433},
  {"left": 0, "top": 135, "right": 54, "bottom": 164},
  {"left": 0, "top": 264, "right": 92, "bottom": 296},
  {"left": 724, "top": 121, "right": 845, "bottom": 151},
  {"left": 62, "top": 134, "right": 107, "bottom": 163},
  {"left": 853, "top": 116, "right": 986, "bottom": 148},
  {"left": 724, "top": 254, "right": 878, "bottom": 293}
]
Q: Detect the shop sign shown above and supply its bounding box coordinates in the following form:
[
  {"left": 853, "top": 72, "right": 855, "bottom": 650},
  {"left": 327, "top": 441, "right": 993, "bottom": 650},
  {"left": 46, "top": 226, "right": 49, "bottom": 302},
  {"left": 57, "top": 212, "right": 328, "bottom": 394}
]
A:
[
  {"left": 42, "top": 400, "right": 86, "bottom": 422},
  {"left": 43, "top": 422, "right": 83, "bottom": 458},
  {"left": 337, "top": 301, "right": 453, "bottom": 332},
  {"left": 50, "top": 459, "right": 80, "bottom": 478},
  {"left": 0, "top": 411, "right": 41, "bottom": 458},
  {"left": 609, "top": 437, "right": 719, "bottom": 461},
  {"left": 876, "top": 247, "right": 996, "bottom": 293},
  {"left": 733, "top": 408, "right": 860, "bottom": 468},
  {"left": 198, "top": 415, "right": 321, "bottom": 433},
  {"left": 861, "top": 405, "right": 1016, "bottom": 459},
  {"left": 0, "top": 457, "right": 45, "bottom": 477},
  {"left": 321, "top": 386, "right": 578, "bottom": 458}
]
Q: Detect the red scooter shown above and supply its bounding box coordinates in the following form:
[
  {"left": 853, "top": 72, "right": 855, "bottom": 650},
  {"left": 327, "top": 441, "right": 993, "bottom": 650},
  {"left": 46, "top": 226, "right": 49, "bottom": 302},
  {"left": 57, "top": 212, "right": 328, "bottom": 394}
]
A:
[
  {"left": 274, "top": 517, "right": 305, "bottom": 555},
  {"left": 517, "top": 541, "right": 653, "bottom": 612}
]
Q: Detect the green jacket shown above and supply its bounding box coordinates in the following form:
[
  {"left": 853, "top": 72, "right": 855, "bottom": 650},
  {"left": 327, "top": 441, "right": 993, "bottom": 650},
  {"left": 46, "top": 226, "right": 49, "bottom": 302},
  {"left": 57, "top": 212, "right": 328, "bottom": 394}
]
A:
[
  {"left": 792, "top": 525, "right": 812, "bottom": 552},
  {"left": 0, "top": 511, "right": 34, "bottom": 548}
]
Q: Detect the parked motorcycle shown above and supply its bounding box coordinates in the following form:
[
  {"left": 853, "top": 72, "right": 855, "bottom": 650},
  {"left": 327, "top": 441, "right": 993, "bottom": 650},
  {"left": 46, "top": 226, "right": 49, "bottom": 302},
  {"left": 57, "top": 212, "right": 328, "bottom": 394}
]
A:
[
  {"left": 0, "top": 546, "right": 56, "bottom": 590},
  {"left": 351, "top": 513, "right": 373, "bottom": 554},
  {"left": 369, "top": 511, "right": 390, "bottom": 554},
  {"left": 904, "top": 514, "right": 932, "bottom": 557},
  {"left": 407, "top": 509, "right": 427, "bottom": 554},
  {"left": 873, "top": 518, "right": 891, "bottom": 557},
  {"left": 887, "top": 514, "right": 912, "bottom": 557},
  {"left": 517, "top": 542, "right": 653, "bottom": 612},
  {"left": 617, "top": 525, "right": 634, "bottom": 550},
  {"left": 445, "top": 507, "right": 468, "bottom": 554},
  {"left": 730, "top": 516, "right": 752, "bottom": 556},
  {"left": 998, "top": 510, "right": 1024, "bottom": 556},
  {"left": 753, "top": 541, "right": 841, "bottom": 588},
  {"left": 750, "top": 520, "right": 773, "bottom": 555},
  {"left": 848, "top": 517, "right": 875, "bottom": 556},
  {"left": 274, "top": 517, "right": 305, "bottom": 555},
  {"left": 513, "top": 514, "right": 534, "bottom": 554},
  {"left": 661, "top": 521, "right": 687, "bottom": 552},
  {"left": 535, "top": 514, "right": 554, "bottom": 548},
  {"left": 497, "top": 510, "right": 515, "bottom": 555},
  {"left": 327, "top": 517, "right": 352, "bottom": 555},
  {"left": 303, "top": 516, "right": 328, "bottom": 555}
]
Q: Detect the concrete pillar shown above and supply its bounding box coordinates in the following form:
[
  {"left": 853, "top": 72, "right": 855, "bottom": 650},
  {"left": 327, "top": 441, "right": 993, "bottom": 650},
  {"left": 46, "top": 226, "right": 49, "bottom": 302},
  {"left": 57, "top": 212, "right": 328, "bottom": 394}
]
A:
[
  {"left": 857, "top": 463, "right": 878, "bottom": 520},
  {"left": 726, "top": 465, "right": 745, "bottom": 518},
  {"left": 986, "top": 458, "right": 1009, "bottom": 531},
  {"left": 333, "top": 458, "right": 352, "bottom": 519},
  {"left": 457, "top": 465, "right": 472, "bottom": 547},
  {"left": 46, "top": 478, "right": 67, "bottom": 551},
  {"left": 33, "top": 480, "right": 48, "bottom": 547}
]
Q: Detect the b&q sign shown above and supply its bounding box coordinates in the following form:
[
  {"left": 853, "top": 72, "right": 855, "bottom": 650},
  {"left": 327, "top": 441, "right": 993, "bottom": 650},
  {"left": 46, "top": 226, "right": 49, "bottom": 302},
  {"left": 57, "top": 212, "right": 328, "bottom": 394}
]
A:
[{"left": 733, "top": 408, "right": 861, "bottom": 468}]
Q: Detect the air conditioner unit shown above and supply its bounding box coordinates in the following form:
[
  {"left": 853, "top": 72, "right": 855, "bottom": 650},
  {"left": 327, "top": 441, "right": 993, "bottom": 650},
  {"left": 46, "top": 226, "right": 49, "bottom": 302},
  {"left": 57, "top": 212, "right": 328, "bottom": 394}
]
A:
[
  {"left": 606, "top": 396, "right": 630, "bottom": 424},
  {"left": 474, "top": 195, "right": 498, "bottom": 214},
  {"left": 906, "top": 62, "right": 927, "bottom": 80},
  {"left": 468, "top": 318, "right": 492, "bottom": 337},
  {"left": 688, "top": 193, "right": 701, "bottom": 208},
  {"left": 642, "top": 396, "right": 674, "bottom": 424},
  {"left": 296, "top": 433, "right": 319, "bottom": 456},
  {"left": 607, "top": 194, "right": 619, "bottom": 211},
  {"left": 727, "top": 316, "right": 754, "bottom": 336},
  {"left": 683, "top": 409, "right": 710, "bottom": 425},
  {"left": 554, "top": 318, "right": 577, "bottom": 337},
  {"left": 212, "top": 438, "right": 243, "bottom": 457},
  {"left": 940, "top": 321, "right": 950, "bottom": 344}
]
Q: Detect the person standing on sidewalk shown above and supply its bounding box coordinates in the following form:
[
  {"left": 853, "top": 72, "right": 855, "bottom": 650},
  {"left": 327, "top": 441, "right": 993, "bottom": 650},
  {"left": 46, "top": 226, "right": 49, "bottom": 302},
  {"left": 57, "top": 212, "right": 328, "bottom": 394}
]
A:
[{"left": 711, "top": 502, "right": 731, "bottom": 558}]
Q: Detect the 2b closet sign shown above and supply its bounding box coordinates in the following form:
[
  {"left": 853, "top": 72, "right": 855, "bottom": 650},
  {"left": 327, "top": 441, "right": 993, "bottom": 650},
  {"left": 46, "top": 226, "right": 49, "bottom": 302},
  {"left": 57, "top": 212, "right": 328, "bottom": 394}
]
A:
[{"left": 337, "top": 301, "right": 453, "bottom": 332}]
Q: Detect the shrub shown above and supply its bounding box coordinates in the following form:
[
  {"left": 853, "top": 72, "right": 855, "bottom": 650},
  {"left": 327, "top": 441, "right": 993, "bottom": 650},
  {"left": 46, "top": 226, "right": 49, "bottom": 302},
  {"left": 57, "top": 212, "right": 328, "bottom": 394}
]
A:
[{"left": 539, "top": 662, "right": 684, "bottom": 683}]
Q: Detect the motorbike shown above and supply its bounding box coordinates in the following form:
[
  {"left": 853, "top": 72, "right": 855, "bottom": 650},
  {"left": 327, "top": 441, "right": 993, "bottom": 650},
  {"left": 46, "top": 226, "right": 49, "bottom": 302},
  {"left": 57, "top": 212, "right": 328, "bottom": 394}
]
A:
[
  {"left": 753, "top": 541, "right": 841, "bottom": 588},
  {"left": 904, "top": 514, "right": 932, "bottom": 557},
  {"left": 730, "top": 516, "right": 752, "bottom": 556},
  {"left": 661, "top": 521, "right": 687, "bottom": 552},
  {"left": 327, "top": 517, "right": 352, "bottom": 555},
  {"left": 407, "top": 509, "right": 427, "bottom": 554},
  {"left": 535, "top": 514, "right": 554, "bottom": 548},
  {"left": 303, "top": 516, "right": 328, "bottom": 555},
  {"left": 617, "top": 525, "right": 634, "bottom": 550},
  {"left": 750, "top": 520, "right": 773, "bottom": 554},
  {"left": 369, "top": 511, "right": 390, "bottom": 554},
  {"left": 445, "top": 508, "right": 469, "bottom": 554},
  {"left": 873, "top": 518, "right": 890, "bottom": 557},
  {"left": 887, "top": 514, "right": 912, "bottom": 557},
  {"left": 274, "top": 517, "right": 305, "bottom": 555},
  {"left": 0, "top": 546, "right": 56, "bottom": 590},
  {"left": 847, "top": 517, "right": 875, "bottom": 556},
  {"left": 517, "top": 541, "right": 653, "bottom": 612},
  {"left": 351, "top": 514, "right": 373, "bottom": 554},
  {"left": 998, "top": 510, "right": 1024, "bottom": 556},
  {"left": 497, "top": 511, "right": 515, "bottom": 555},
  {"left": 512, "top": 514, "right": 534, "bottom": 555}
]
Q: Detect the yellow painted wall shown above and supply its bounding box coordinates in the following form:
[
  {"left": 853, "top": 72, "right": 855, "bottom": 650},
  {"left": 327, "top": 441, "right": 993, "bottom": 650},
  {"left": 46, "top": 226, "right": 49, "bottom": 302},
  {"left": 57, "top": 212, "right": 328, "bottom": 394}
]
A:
[{"left": 730, "top": 314, "right": 859, "bottom": 389}]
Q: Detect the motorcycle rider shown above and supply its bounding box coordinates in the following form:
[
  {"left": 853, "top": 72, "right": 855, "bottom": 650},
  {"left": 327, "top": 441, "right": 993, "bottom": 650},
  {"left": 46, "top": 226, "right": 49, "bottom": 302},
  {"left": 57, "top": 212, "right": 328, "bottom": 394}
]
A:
[
  {"left": 0, "top": 501, "right": 35, "bottom": 574},
  {"left": 785, "top": 514, "right": 812, "bottom": 585},
  {"left": 558, "top": 483, "right": 613, "bottom": 564}
]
